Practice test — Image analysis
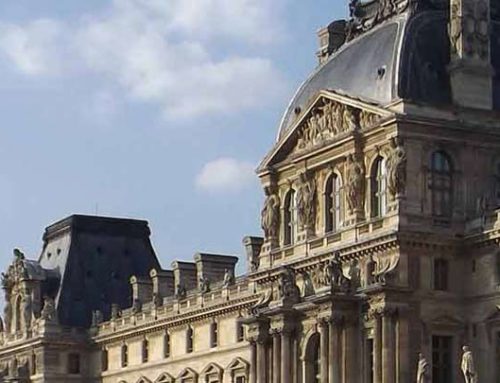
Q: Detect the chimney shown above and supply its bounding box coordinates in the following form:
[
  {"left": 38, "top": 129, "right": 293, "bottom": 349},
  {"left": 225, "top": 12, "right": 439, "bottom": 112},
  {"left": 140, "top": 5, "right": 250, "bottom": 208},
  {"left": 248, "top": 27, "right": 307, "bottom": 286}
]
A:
[
  {"left": 150, "top": 269, "right": 175, "bottom": 299},
  {"left": 449, "top": 0, "right": 494, "bottom": 109},
  {"left": 317, "top": 20, "right": 347, "bottom": 65},
  {"left": 129, "top": 276, "right": 153, "bottom": 304},
  {"left": 171, "top": 261, "right": 197, "bottom": 294}
]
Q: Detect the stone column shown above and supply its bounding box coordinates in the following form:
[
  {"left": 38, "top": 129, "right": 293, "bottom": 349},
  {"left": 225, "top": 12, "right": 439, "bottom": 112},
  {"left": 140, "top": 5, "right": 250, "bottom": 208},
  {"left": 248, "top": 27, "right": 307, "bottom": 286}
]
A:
[
  {"left": 250, "top": 341, "right": 257, "bottom": 383},
  {"left": 329, "top": 317, "right": 342, "bottom": 383},
  {"left": 257, "top": 339, "right": 267, "bottom": 383},
  {"left": 319, "top": 320, "right": 329, "bottom": 383},
  {"left": 344, "top": 316, "right": 358, "bottom": 383},
  {"left": 281, "top": 331, "right": 292, "bottom": 383},
  {"left": 382, "top": 309, "right": 396, "bottom": 383},
  {"left": 373, "top": 312, "right": 382, "bottom": 383},
  {"left": 273, "top": 332, "right": 281, "bottom": 383}
]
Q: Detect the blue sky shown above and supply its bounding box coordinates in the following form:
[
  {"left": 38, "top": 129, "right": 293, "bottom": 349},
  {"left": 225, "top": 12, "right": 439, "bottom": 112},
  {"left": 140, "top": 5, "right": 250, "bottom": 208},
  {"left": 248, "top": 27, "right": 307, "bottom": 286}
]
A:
[{"left": 0, "top": 0, "right": 347, "bottom": 274}]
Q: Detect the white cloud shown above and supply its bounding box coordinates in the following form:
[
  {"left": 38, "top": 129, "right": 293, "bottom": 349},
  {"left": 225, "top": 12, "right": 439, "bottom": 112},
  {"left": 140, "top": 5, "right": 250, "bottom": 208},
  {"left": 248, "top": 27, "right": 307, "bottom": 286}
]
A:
[
  {"left": 0, "top": 19, "right": 65, "bottom": 76},
  {"left": 196, "top": 157, "right": 255, "bottom": 193},
  {"left": 0, "top": 0, "right": 288, "bottom": 119}
]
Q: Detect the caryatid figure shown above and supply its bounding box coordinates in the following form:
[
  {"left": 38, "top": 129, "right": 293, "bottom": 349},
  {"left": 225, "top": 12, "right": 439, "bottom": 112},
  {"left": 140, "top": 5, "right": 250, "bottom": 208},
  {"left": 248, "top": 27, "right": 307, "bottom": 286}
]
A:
[{"left": 461, "top": 345, "right": 477, "bottom": 383}]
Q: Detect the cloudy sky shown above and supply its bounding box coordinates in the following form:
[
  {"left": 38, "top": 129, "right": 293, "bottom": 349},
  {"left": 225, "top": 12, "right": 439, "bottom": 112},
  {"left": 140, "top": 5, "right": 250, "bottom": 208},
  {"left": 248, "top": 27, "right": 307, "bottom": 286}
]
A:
[{"left": 0, "top": 0, "right": 346, "bottom": 274}]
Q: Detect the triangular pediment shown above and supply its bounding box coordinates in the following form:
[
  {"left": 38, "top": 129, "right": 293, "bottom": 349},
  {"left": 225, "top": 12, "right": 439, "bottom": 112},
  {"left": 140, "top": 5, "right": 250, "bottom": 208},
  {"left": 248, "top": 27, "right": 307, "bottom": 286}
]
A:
[{"left": 258, "top": 90, "right": 393, "bottom": 172}]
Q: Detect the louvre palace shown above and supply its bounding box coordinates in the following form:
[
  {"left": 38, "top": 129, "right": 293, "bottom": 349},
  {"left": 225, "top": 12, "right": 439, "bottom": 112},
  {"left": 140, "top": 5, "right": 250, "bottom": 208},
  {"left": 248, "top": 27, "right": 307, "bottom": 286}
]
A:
[{"left": 2, "top": 0, "right": 500, "bottom": 381}]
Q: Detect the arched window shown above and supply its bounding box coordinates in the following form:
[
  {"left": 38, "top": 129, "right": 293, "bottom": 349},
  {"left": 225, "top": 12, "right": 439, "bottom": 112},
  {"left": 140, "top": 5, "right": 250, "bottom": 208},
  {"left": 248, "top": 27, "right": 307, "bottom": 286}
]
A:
[
  {"left": 142, "top": 338, "right": 149, "bottom": 363},
  {"left": 304, "top": 333, "right": 321, "bottom": 383},
  {"left": 325, "top": 173, "right": 343, "bottom": 233},
  {"left": 430, "top": 151, "right": 453, "bottom": 217},
  {"left": 283, "top": 189, "right": 296, "bottom": 246},
  {"left": 121, "top": 344, "right": 128, "bottom": 368},
  {"left": 371, "top": 156, "right": 387, "bottom": 218},
  {"left": 186, "top": 326, "right": 194, "bottom": 354}
]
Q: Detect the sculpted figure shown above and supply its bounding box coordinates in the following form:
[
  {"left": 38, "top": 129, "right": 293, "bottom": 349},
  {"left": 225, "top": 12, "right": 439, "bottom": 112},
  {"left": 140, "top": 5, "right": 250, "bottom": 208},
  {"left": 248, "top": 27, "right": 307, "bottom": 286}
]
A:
[
  {"left": 343, "top": 106, "right": 359, "bottom": 131},
  {"left": 296, "top": 172, "right": 317, "bottom": 231},
  {"left": 175, "top": 283, "right": 187, "bottom": 299},
  {"left": 387, "top": 138, "right": 407, "bottom": 200},
  {"left": 199, "top": 276, "right": 211, "bottom": 294},
  {"left": 345, "top": 154, "right": 365, "bottom": 213},
  {"left": 223, "top": 268, "right": 234, "bottom": 287},
  {"left": 40, "top": 297, "right": 56, "bottom": 322},
  {"left": 461, "top": 345, "right": 477, "bottom": 383},
  {"left": 417, "top": 353, "right": 430, "bottom": 383},
  {"left": 278, "top": 267, "right": 300, "bottom": 301},
  {"left": 261, "top": 186, "right": 280, "bottom": 241}
]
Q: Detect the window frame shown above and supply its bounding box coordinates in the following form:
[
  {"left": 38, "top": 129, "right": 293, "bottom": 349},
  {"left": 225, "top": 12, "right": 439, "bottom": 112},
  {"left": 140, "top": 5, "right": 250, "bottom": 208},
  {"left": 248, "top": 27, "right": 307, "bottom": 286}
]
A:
[
  {"left": 283, "top": 189, "right": 297, "bottom": 246},
  {"left": 325, "top": 172, "right": 343, "bottom": 233},
  {"left": 429, "top": 151, "right": 453, "bottom": 218},
  {"left": 371, "top": 156, "right": 387, "bottom": 218}
]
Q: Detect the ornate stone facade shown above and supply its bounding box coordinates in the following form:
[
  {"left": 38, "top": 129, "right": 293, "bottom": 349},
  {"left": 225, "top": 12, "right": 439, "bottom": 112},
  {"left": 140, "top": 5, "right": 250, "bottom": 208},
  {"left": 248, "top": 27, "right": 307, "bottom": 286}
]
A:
[{"left": 1, "top": 1, "right": 500, "bottom": 382}]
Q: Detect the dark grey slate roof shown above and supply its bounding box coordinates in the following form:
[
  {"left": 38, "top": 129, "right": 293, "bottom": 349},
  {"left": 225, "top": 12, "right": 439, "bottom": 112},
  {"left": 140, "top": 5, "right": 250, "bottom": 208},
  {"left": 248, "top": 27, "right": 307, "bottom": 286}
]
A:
[
  {"left": 38, "top": 215, "right": 160, "bottom": 328},
  {"left": 278, "top": 8, "right": 454, "bottom": 139}
]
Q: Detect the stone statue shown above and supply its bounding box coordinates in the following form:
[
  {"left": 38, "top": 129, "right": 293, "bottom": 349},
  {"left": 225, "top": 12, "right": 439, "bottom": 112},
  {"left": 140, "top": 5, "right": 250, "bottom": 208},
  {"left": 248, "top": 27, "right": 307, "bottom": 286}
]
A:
[
  {"left": 261, "top": 186, "right": 280, "bottom": 241},
  {"left": 342, "top": 106, "right": 359, "bottom": 131},
  {"left": 175, "top": 283, "right": 187, "bottom": 299},
  {"left": 13, "top": 248, "right": 25, "bottom": 261},
  {"left": 296, "top": 172, "right": 317, "bottom": 231},
  {"left": 40, "top": 297, "right": 56, "bottom": 322},
  {"left": 416, "top": 353, "right": 430, "bottom": 383},
  {"left": 223, "top": 269, "right": 234, "bottom": 288},
  {"left": 111, "top": 304, "right": 121, "bottom": 320},
  {"left": 345, "top": 154, "right": 365, "bottom": 213},
  {"left": 300, "top": 270, "right": 315, "bottom": 297},
  {"left": 461, "top": 345, "right": 477, "bottom": 383},
  {"left": 278, "top": 267, "right": 300, "bottom": 301},
  {"left": 199, "top": 276, "right": 211, "bottom": 294},
  {"left": 91, "top": 310, "right": 103, "bottom": 327},
  {"left": 22, "top": 292, "right": 32, "bottom": 330},
  {"left": 387, "top": 138, "right": 407, "bottom": 200}
]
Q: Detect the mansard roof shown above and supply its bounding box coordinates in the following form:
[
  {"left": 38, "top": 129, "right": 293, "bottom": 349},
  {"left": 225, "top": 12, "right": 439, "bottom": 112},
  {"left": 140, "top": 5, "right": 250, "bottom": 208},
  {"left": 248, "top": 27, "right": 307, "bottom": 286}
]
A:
[
  {"left": 278, "top": 0, "right": 454, "bottom": 139},
  {"left": 38, "top": 214, "right": 160, "bottom": 328}
]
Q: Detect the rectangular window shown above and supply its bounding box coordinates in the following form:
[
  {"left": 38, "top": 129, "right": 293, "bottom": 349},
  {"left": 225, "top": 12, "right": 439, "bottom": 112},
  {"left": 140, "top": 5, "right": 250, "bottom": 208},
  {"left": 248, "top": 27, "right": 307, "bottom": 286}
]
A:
[
  {"left": 210, "top": 322, "right": 218, "bottom": 348},
  {"left": 164, "top": 332, "right": 170, "bottom": 358},
  {"left": 142, "top": 339, "right": 149, "bottom": 363},
  {"left": 101, "top": 349, "right": 108, "bottom": 372},
  {"left": 187, "top": 327, "right": 194, "bottom": 353},
  {"left": 121, "top": 345, "right": 128, "bottom": 368},
  {"left": 237, "top": 322, "right": 245, "bottom": 342},
  {"left": 432, "top": 336, "right": 453, "bottom": 383},
  {"left": 434, "top": 259, "right": 449, "bottom": 291},
  {"left": 67, "top": 353, "right": 81, "bottom": 374}
]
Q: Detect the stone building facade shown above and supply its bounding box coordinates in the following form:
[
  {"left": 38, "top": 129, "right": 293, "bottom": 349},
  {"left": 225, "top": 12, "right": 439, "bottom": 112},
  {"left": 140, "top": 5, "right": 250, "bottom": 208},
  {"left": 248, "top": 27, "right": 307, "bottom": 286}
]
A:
[{"left": 2, "top": 0, "right": 500, "bottom": 382}]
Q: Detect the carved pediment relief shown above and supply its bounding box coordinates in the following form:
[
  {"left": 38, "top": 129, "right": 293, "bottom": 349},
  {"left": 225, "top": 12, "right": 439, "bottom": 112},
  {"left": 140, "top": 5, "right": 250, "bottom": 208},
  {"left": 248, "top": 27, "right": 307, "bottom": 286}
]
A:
[
  {"left": 259, "top": 92, "right": 391, "bottom": 171},
  {"left": 293, "top": 97, "right": 382, "bottom": 155}
]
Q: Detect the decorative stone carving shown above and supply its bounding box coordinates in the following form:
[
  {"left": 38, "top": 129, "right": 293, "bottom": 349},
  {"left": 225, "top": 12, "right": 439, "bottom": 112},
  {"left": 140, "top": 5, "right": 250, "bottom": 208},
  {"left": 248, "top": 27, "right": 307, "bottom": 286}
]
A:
[
  {"left": 278, "top": 267, "right": 300, "bottom": 302},
  {"left": 3, "top": 296, "right": 11, "bottom": 334},
  {"left": 386, "top": 138, "right": 407, "bottom": 200},
  {"left": 250, "top": 289, "right": 272, "bottom": 315},
  {"left": 345, "top": 154, "right": 365, "bottom": 213},
  {"left": 373, "top": 252, "right": 400, "bottom": 285},
  {"left": 327, "top": 254, "right": 351, "bottom": 291},
  {"left": 450, "top": 0, "right": 490, "bottom": 61},
  {"left": 199, "top": 276, "right": 211, "bottom": 294},
  {"left": 223, "top": 269, "right": 235, "bottom": 288},
  {"left": 296, "top": 172, "right": 317, "bottom": 231},
  {"left": 300, "top": 270, "right": 315, "bottom": 297},
  {"left": 461, "top": 345, "right": 477, "bottom": 383},
  {"left": 417, "top": 353, "right": 431, "bottom": 383},
  {"left": 295, "top": 99, "right": 367, "bottom": 153},
  {"left": 40, "top": 297, "right": 56, "bottom": 323},
  {"left": 175, "top": 283, "right": 187, "bottom": 299},
  {"left": 261, "top": 186, "right": 280, "bottom": 241}
]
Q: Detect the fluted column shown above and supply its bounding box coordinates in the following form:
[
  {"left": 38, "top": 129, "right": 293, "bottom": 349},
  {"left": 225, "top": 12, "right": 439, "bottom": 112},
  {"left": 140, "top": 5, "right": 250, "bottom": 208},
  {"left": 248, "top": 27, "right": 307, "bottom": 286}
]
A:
[
  {"left": 281, "top": 331, "right": 292, "bottom": 383},
  {"left": 273, "top": 332, "right": 281, "bottom": 383},
  {"left": 257, "top": 339, "right": 267, "bottom": 383},
  {"left": 328, "top": 317, "right": 342, "bottom": 383},
  {"left": 319, "top": 320, "right": 329, "bottom": 383},
  {"left": 382, "top": 309, "right": 396, "bottom": 383},
  {"left": 373, "top": 312, "right": 382, "bottom": 383},
  {"left": 250, "top": 341, "right": 257, "bottom": 383}
]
